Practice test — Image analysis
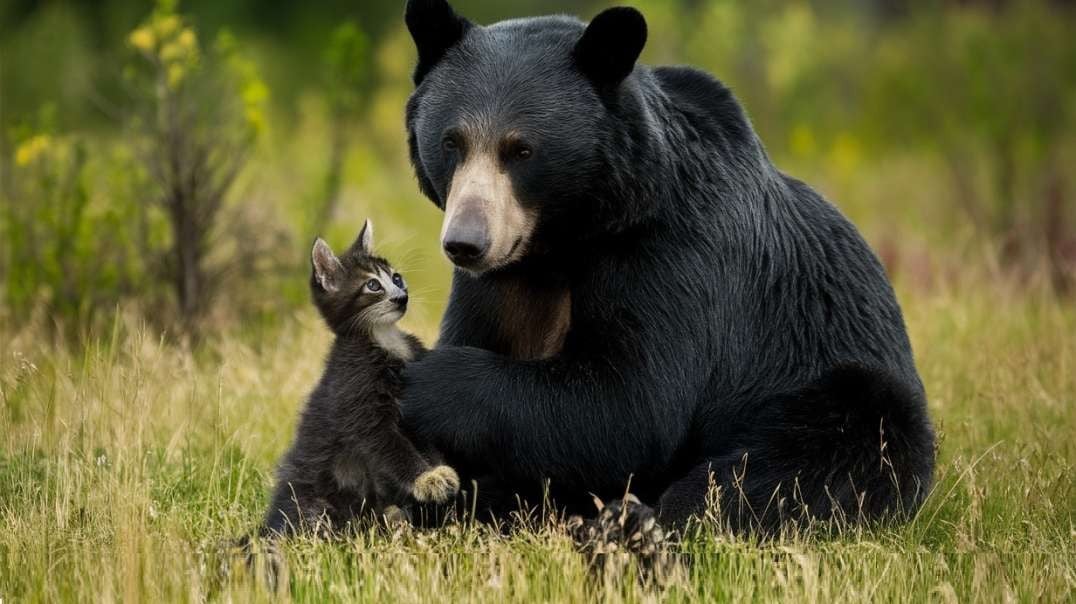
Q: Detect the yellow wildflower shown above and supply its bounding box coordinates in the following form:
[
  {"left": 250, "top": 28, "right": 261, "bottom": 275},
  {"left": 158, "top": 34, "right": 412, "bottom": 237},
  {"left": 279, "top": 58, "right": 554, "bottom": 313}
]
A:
[
  {"left": 241, "top": 79, "right": 269, "bottom": 108},
  {"left": 156, "top": 15, "right": 180, "bottom": 39},
  {"left": 14, "top": 135, "right": 51, "bottom": 167},
  {"left": 829, "top": 133, "right": 862, "bottom": 176},
  {"left": 176, "top": 29, "right": 196, "bottom": 52},
  {"left": 128, "top": 27, "right": 156, "bottom": 53},
  {"left": 159, "top": 42, "right": 184, "bottom": 63},
  {"left": 241, "top": 79, "right": 269, "bottom": 134}
]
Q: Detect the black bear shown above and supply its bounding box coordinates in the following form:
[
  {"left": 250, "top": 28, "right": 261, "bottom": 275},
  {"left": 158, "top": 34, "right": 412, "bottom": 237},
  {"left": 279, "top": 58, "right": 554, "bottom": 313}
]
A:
[{"left": 399, "top": 0, "right": 935, "bottom": 535}]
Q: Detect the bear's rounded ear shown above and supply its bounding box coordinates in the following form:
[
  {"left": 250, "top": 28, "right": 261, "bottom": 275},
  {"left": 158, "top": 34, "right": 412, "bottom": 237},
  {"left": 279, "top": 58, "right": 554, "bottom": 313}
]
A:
[
  {"left": 405, "top": 0, "right": 473, "bottom": 85},
  {"left": 574, "top": 7, "right": 648, "bottom": 91}
]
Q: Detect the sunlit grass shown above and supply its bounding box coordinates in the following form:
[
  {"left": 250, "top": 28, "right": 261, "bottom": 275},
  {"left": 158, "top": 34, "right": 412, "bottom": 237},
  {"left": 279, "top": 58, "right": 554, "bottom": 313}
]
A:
[{"left": 1, "top": 275, "right": 1074, "bottom": 602}]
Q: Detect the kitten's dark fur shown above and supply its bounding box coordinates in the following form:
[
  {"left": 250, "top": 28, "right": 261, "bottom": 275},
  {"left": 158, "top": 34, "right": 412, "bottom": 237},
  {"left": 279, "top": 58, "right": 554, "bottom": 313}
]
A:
[{"left": 262, "top": 221, "right": 458, "bottom": 536}]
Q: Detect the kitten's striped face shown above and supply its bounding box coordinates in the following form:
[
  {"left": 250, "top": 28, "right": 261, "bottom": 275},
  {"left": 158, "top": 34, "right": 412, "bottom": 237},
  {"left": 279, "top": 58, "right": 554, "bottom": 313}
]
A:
[
  {"left": 311, "top": 221, "right": 410, "bottom": 334},
  {"left": 352, "top": 263, "right": 410, "bottom": 325}
]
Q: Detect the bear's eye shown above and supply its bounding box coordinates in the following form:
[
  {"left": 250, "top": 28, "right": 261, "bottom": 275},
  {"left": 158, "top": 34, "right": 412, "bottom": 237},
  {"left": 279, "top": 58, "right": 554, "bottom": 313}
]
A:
[
  {"left": 365, "top": 279, "right": 382, "bottom": 293},
  {"left": 500, "top": 139, "right": 533, "bottom": 164},
  {"left": 506, "top": 141, "right": 533, "bottom": 162},
  {"left": 392, "top": 273, "right": 405, "bottom": 288},
  {"left": 442, "top": 137, "right": 458, "bottom": 153}
]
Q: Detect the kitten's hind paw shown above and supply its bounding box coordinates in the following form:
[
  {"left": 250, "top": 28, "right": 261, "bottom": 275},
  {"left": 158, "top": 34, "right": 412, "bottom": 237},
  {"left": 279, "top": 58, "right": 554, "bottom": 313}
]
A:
[
  {"left": 412, "top": 465, "right": 460, "bottom": 503},
  {"left": 381, "top": 505, "right": 412, "bottom": 525}
]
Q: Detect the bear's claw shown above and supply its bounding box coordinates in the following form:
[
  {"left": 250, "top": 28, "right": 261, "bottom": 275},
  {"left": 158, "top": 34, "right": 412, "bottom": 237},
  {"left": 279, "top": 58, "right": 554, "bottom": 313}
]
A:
[{"left": 412, "top": 465, "right": 460, "bottom": 503}]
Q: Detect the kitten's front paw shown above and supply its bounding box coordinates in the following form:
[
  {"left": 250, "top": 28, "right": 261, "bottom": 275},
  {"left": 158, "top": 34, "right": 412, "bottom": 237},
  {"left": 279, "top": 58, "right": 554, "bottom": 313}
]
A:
[{"left": 412, "top": 465, "right": 460, "bottom": 503}]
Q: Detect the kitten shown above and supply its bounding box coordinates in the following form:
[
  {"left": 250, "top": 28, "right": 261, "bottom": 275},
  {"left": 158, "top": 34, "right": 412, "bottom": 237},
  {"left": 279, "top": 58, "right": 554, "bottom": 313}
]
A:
[{"left": 263, "top": 220, "right": 458, "bottom": 536}]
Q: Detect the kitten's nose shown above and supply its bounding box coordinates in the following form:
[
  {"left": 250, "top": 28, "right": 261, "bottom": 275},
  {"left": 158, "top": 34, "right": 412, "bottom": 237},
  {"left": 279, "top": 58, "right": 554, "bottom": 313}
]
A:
[{"left": 393, "top": 295, "right": 408, "bottom": 311}]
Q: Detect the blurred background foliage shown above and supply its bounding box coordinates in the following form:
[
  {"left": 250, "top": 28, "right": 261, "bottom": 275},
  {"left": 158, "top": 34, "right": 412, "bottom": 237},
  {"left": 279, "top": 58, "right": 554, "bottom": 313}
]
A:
[{"left": 1, "top": 0, "right": 1074, "bottom": 341}]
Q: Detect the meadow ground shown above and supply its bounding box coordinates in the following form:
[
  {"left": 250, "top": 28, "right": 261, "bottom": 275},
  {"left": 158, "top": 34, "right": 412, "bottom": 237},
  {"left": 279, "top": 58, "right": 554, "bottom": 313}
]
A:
[{"left": 1, "top": 275, "right": 1074, "bottom": 603}]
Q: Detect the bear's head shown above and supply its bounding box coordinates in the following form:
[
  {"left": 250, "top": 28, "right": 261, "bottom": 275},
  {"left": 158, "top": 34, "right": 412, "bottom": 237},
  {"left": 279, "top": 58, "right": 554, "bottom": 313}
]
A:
[{"left": 404, "top": 0, "right": 652, "bottom": 274}]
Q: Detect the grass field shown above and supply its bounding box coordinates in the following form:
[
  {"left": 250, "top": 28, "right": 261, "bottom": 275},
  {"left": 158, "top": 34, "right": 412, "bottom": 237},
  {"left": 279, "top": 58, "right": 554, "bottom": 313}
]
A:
[{"left": 1, "top": 273, "right": 1074, "bottom": 602}]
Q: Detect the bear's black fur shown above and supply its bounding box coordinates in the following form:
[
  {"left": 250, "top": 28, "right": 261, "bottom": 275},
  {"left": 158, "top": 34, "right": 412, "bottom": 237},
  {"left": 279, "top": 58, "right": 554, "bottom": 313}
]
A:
[{"left": 399, "top": 0, "right": 935, "bottom": 534}]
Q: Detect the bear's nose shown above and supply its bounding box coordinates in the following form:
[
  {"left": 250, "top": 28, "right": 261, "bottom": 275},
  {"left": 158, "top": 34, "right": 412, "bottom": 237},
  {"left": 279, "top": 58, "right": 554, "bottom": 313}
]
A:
[
  {"left": 444, "top": 238, "right": 486, "bottom": 264},
  {"left": 442, "top": 212, "right": 490, "bottom": 266}
]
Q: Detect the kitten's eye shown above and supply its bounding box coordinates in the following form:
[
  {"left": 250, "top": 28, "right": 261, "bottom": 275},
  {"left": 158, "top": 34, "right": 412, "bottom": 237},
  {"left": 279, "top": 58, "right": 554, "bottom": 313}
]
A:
[
  {"left": 365, "top": 279, "right": 382, "bottom": 293},
  {"left": 392, "top": 273, "right": 405, "bottom": 288}
]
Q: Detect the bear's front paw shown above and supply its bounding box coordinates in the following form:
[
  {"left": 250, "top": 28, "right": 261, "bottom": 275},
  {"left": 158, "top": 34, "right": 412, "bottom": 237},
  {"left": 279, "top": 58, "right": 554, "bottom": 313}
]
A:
[
  {"left": 567, "top": 494, "right": 679, "bottom": 584},
  {"left": 411, "top": 465, "right": 460, "bottom": 503}
]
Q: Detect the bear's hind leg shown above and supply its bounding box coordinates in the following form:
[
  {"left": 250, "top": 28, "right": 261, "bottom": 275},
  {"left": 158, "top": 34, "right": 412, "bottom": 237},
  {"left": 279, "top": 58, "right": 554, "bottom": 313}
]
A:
[{"left": 659, "top": 364, "right": 936, "bottom": 534}]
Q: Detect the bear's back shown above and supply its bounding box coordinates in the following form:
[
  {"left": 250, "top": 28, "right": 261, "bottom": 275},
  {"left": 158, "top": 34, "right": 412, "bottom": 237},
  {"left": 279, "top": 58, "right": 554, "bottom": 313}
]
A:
[{"left": 653, "top": 66, "right": 756, "bottom": 149}]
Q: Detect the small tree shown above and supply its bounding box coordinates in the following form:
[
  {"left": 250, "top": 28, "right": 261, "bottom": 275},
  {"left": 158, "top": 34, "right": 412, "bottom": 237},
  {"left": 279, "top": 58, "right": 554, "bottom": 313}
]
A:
[
  {"left": 1, "top": 113, "right": 147, "bottom": 332},
  {"left": 126, "top": 0, "right": 268, "bottom": 336}
]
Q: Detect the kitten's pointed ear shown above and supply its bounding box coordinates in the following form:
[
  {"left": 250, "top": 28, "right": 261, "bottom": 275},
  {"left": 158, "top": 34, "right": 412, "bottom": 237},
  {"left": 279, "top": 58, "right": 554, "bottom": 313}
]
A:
[
  {"left": 311, "top": 238, "right": 343, "bottom": 293},
  {"left": 574, "top": 7, "right": 648, "bottom": 91},
  {"left": 405, "top": 0, "right": 472, "bottom": 85},
  {"left": 347, "top": 219, "right": 374, "bottom": 256}
]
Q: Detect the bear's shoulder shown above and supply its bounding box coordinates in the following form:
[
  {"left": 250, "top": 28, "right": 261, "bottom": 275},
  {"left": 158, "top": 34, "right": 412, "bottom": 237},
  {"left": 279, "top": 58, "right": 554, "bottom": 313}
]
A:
[{"left": 652, "top": 66, "right": 752, "bottom": 145}]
